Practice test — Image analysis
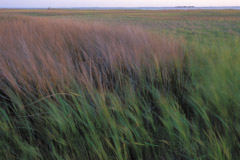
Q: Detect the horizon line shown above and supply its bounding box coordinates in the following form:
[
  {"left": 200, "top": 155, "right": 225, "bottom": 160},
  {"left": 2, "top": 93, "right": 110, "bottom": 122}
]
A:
[{"left": 1, "top": 6, "right": 240, "bottom": 9}]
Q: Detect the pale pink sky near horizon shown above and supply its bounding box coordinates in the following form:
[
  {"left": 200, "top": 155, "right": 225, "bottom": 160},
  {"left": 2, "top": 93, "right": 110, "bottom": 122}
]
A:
[{"left": 1, "top": 0, "right": 240, "bottom": 8}]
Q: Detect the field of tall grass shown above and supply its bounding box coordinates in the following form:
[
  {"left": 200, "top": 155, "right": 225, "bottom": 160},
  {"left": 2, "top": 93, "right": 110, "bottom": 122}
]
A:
[{"left": 0, "top": 11, "right": 240, "bottom": 160}]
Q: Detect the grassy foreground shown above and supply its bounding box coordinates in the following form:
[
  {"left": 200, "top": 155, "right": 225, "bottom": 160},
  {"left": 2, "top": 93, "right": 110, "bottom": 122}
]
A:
[{"left": 0, "top": 10, "right": 240, "bottom": 160}]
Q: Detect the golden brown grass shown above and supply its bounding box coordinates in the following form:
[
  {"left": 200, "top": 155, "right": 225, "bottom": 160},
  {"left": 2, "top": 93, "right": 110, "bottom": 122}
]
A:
[{"left": 0, "top": 16, "right": 183, "bottom": 97}]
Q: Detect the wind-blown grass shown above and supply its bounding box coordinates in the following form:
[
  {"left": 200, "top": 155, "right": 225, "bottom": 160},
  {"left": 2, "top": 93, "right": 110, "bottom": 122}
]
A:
[
  {"left": 0, "top": 15, "right": 240, "bottom": 160},
  {"left": 0, "top": 16, "right": 182, "bottom": 95}
]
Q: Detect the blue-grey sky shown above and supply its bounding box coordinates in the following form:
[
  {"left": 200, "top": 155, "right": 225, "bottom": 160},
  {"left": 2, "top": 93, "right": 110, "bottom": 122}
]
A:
[{"left": 1, "top": 0, "right": 240, "bottom": 8}]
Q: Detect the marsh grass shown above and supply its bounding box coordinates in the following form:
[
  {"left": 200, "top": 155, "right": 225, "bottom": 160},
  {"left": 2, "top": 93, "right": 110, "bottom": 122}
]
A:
[{"left": 0, "top": 15, "right": 240, "bottom": 160}]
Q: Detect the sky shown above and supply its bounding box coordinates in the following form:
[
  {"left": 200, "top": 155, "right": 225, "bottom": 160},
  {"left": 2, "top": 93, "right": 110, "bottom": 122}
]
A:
[{"left": 1, "top": 0, "right": 240, "bottom": 8}]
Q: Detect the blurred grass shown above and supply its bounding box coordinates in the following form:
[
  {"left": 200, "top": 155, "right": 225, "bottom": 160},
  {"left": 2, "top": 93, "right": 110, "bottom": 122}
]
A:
[
  {"left": 0, "top": 10, "right": 240, "bottom": 159},
  {"left": 1, "top": 9, "right": 240, "bottom": 37}
]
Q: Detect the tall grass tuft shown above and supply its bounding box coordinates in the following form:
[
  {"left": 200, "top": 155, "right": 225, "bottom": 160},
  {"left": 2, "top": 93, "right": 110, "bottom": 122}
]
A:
[{"left": 0, "top": 16, "right": 182, "bottom": 95}]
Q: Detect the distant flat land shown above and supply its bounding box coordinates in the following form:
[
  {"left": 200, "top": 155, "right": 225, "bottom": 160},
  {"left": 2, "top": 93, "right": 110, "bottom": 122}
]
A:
[{"left": 1, "top": 9, "right": 240, "bottom": 37}]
